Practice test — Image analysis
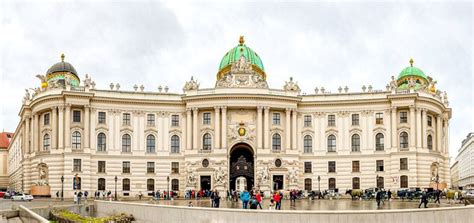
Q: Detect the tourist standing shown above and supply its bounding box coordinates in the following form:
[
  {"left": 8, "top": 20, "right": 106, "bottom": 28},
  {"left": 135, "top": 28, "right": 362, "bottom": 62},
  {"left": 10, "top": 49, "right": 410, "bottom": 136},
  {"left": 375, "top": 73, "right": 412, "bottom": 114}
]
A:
[
  {"left": 77, "top": 191, "right": 83, "bottom": 205},
  {"left": 240, "top": 190, "right": 250, "bottom": 209},
  {"left": 214, "top": 191, "right": 221, "bottom": 208},
  {"left": 434, "top": 190, "right": 441, "bottom": 204},
  {"left": 255, "top": 191, "right": 263, "bottom": 209},
  {"left": 375, "top": 189, "right": 382, "bottom": 207},
  {"left": 387, "top": 189, "right": 392, "bottom": 201},
  {"left": 273, "top": 191, "right": 281, "bottom": 210},
  {"left": 249, "top": 195, "right": 258, "bottom": 209},
  {"left": 73, "top": 192, "right": 77, "bottom": 204},
  {"left": 418, "top": 190, "right": 428, "bottom": 208},
  {"left": 210, "top": 190, "right": 216, "bottom": 207}
]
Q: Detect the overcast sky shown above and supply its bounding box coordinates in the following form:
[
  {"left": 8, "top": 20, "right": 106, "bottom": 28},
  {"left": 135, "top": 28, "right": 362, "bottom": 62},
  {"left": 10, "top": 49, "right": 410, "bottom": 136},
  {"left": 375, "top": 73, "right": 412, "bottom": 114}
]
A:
[{"left": 0, "top": 1, "right": 472, "bottom": 159}]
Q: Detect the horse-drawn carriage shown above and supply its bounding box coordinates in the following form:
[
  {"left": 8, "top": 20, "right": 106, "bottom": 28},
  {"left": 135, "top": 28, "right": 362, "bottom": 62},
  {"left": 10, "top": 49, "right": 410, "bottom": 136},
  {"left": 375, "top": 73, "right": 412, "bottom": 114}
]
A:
[{"left": 397, "top": 187, "right": 422, "bottom": 200}]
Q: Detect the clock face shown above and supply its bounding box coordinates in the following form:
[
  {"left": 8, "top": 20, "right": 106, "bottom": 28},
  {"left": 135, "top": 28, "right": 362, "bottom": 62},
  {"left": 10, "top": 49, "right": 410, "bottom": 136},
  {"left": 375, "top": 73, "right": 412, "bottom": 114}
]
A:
[{"left": 238, "top": 127, "right": 246, "bottom": 136}]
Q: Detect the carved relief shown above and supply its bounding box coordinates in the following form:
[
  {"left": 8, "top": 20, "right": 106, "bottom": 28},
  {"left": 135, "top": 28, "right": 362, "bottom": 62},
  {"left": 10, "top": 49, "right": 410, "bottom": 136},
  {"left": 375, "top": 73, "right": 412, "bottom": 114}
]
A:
[{"left": 216, "top": 55, "right": 268, "bottom": 89}]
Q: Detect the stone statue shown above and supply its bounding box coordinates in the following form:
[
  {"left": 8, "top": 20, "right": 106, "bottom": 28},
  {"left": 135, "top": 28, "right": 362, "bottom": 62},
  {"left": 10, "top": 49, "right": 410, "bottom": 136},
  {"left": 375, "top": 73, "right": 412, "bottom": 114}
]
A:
[
  {"left": 258, "top": 165, "right": 270, "bottom": 185},
  {"left": 37, "top": 164, "right": 48, "bottom": 185},
  {"left": 390, "top": 75, "right": 397, "bottom": 90},
  {"left": 284, "top": 77, "right": 301, "bottom": 92},
  {"left": 231, "top": 55, "right": 252, "bottom": 73},
  {"left": 183, "top": 76, "right": 200, "bottom": 91},
  {"left": 288, "top": 167, "right": 298, "bottom": 184},
  {"left": 186, "top": 165, "right": 197, "bottom": 187},
  {"left": 431, "top": 163, "right": 439, "bottom": 182},
  {"left": 22, "top": 89, "right": 30, "bottom": 103},
  {"left": 214, "top": 167, "right": 227, "bottom": 186},
  {"left": 83, "top": 74, "right": 92, "bottom": 88},
  {"left": 407, "top": 77, "right": 416, "bottom": 89},
  {"left": 427, "top": 76, "right": 437, "bottom": 93}
]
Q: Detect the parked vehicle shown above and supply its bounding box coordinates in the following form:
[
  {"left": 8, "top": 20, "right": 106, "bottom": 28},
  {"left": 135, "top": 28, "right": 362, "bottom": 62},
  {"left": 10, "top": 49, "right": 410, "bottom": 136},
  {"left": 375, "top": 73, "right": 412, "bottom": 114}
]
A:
[{"left": 11, "top": 193, "right": 34, "bottom": 201}]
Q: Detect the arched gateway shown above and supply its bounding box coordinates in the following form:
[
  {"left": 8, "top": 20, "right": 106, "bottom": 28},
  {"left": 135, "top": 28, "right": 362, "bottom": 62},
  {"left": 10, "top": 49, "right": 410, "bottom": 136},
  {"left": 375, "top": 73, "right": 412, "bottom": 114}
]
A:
[{"left": 229, "top": 143, "right": 254, "bottom": 191}]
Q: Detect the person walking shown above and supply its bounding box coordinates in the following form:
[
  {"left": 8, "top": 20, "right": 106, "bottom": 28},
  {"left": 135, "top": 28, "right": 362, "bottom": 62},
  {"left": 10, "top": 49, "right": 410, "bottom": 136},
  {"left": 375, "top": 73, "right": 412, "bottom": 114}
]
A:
[
  {"left": 84, "top": 191, "right": 88, "bottom": 200},
  {"left": 418, "top": 190, "right": 428, "bottom": 208},
  {"left": 214, "top": 191, "right": 221, "bottom": 208},
  {"left": 434, "top": 190, "right": 441, "bottom": 204},
  {"left": 255, "top": 191, "right": 263, "bottom": 209},
  {"left": 387, "top": 189, "right": 392, "bottom": 201},
  {"left": 273, "top": 191, "right": 281, "bottom": 210},
  {"left": 240, "top": 190, "right": 250, "bottom": 209},
  {"left": 77, "top": 191, "right": 83, "bottom": 205},
  {"left": 375, "top": 189, "right": 381, "bottom": 207},
  {"left": 210, "top": 190, "right": 216, "bottom": 207}
]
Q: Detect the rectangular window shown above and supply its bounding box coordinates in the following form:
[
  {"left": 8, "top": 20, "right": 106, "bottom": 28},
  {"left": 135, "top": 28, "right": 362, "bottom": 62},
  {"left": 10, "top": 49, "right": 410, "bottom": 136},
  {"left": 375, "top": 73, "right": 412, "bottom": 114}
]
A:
[
  {"left": 272, "top": 113, "right": 280, "bottom": 125},
  {"left": 375, "top": 112, "right": 383, "bottom": 125},
  {"left": 328, "top": 161, "right": 336, "bottom": 173},
  {"left": 73, "top": 110, "right": 81, "bottom": 122},
  {"left": 400, "top": 111, "right": 408, "bottom": 123},
  {"left": 328, "top": 115, "right": 335, "bottom": 126},
  {"left": 123, "top": 113, "right": 131, "bottom": 125},
  {"left": 400, "top": 158, "right": 408, "bottom": 170},
  {"left": 427, "top": 116, "right": 432, "bottom": 127},
  {"left": 98, "top": 112, "right": 106, "bottom": 124},
  {"left": 171, "top": 115, "right": 179, "bottom": 126},
  {"left": 376, "top": 160, "right": 384, "bottom": 172},
  {"left": 98, "top": 161, "right": 106, "bottom": 173},
  {"left": 203, "top": 112, "right": 211, "bottom": 125},
  {"left": 352, "top": 161, "right": 360, "bottom": 172},
  {"left": 147, "top": 114, "right": 155, "bottom": 126},
  {"left": 122, "top": 161, "right": 130, "bottom": 174},
  {"left": 351, "top": 114, "right": 359, "bottom": 126},
  {"left": 73, "top": 159, "right": 81, "bottom": 172},
  {"left": 147, "top": 162, "right": 155, "bottom": 174},
  {"left": 304, "top": 162, "right": 312, "bottom": 173},
  {"left": 304, "top": 115, "right": 312, "bottom": 127},
  {"left": 44, "top": 113, "right": 50, "bottom": 125},
  {"left": 171, "top": 162, "right": 179, "bottom": 174}
]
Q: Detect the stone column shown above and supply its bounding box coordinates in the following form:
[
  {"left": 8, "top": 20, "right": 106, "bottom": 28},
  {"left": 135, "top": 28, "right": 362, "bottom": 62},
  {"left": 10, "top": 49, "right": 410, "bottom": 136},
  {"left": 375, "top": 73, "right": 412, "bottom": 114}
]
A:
[
  {"left": 257, "top": 106, "right": 263, "bottom": 149},
  {"left": 84, "top": 105, "right": 90, "bottom": 148},
  {"left": 422, "top": 109, "right": 427, "bottom": 148},
  {"left": 24, "top": 116, "right": 30, "bottom": 153},
  {"left": 416, "top": 108, "right": 422, "bottom": 149},
  {"left": 445, "top": 118, "right": 449, "bottom": 155},
  {"left": 50, "top": 107, "right": 57, "bottom": 150},
  {"left": 65, "top": 104, "right": 71, "bottom": 149},
  {"left": 186, "top": 109, "right": 192, "bottom": 150},
  {"left": 221, "top": 106, "right": 227, "bottom": 150},
  {"left": 32, "top": 113, "right": 38, "bottom": 152},
  {"left": 436, "top": 115, "right": 442, "bottom": 152},
  {"left": 192, "top": 108, "right": 199, "bottom": 150},
  {"left": 90, "top": 107, "right": 96, "bottom": 150},
  {"left": 263, "top": 107, "right": 270, "bottom": 149},
  {"left": 291, "top": 109, "right": 297, "bottom": 150},
  {"left": 391, "top": 107, "right": 397, "bottom": 148},
  {"left": 285, "top": 108, "right": 291, "bottom": 150},
  {"left": 409, "top": 106, "right": 416, "bottom": 148},
  {"left": 214, "top": 107, "right": 220, "bottom": 150},
  {"left": 58, "top": 106, "right": 64, "bottom": 150}
]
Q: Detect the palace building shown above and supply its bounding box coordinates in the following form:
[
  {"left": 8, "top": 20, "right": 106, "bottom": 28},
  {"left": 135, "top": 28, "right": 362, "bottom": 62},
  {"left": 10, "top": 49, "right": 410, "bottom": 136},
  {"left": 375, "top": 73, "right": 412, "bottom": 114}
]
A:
[{"left": 8, "top": 36, "right": 451, "bottom": 197}]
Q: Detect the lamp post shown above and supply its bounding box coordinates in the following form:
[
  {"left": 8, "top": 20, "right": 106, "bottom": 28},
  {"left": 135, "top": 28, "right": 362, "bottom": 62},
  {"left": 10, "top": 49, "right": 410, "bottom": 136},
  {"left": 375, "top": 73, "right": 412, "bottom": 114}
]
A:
[
  {"left": 114, "top": 176, "right": 118, "bottom": 201},
  {"left": 61, "top": 175, "right": 64, "bottom": 201},
  {"left": 435, "top": 173, "right": 439, "bottom": 191},
  {"left": 167, "top": 176, "right": 170, "bottom": 200}
]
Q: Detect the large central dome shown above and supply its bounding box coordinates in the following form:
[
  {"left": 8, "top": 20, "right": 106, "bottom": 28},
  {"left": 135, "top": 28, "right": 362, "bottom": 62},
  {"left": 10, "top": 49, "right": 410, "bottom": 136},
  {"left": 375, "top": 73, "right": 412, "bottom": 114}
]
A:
[{"left": 217, "top": 36, "right": 266, "bottom": 80}]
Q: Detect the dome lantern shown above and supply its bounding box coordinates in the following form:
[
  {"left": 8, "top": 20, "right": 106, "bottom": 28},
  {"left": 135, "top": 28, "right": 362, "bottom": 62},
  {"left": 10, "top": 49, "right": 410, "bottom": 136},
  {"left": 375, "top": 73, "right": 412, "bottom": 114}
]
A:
[{"left": 44, "top": 53, "right": 80, "bottom": 87}]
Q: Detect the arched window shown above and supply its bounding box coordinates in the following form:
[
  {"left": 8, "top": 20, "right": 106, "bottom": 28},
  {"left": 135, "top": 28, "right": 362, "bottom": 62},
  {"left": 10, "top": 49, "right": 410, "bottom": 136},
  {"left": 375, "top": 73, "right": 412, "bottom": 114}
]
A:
[
  {"left": 202, "top": 133, "right": 212, "bottom": 150},
  {"left": 122, "top": 178, "right": 130, "bottom": 191},
  {"left": 272, "top": 134, "right": 281, "bottom": 151},
  {"left": 72, "top": 131, "right": 81, "bottom": 150},
  {"left": 304, "top": 135, "right": 312, "bottom": 153},
  {"left": 375, "top": 133, "right": 384, "bottom": 151},
  {"left": 171, "top": 135, "right": 180, "bottom": 153},
  {"left": 147, "top": 179, "right": 155, "bottom": 191},
  {"left": 352, "top": 177, "right": 360, "bottom": 189},
  {"left": 400, "top": 175, "right": 408, "bottom": 188},
  {"left": 327, "top": 135, "right": 336, "bottom": 152},
  {"left": 98, "top": 178, "right": 106, "bottom": 191},
  {"left": 146, "top": 135, "right": 155, "bottom": 153},
  {"left": 377, "top": 176, "right": 384, "bottom": 189},
  {"left": 328, "top": 178, "right": 336, "bottom": 190},
  {"left": 351, "top": 134, "right": 360, "bottom": 152},
  {"left": 73, "top": 176, "right": 81, "bottom": 190},
  {"left": 400, "top": 132, "right": 408, "bottom": 149},
  {"left": 122, "top": 134, "right": 131, "bottom": 152},
  {"left": 427, "top": 135, "right": 433, "bottom": 150},
  {"left": 304, "top": 178, "right": 312, "bottom": 191},
  {"left": 171, "top": 179, "right": 179, "bottom": 191},
  {"left": 97, "top": 133, "right": 106, "bottom": 151},
  {"left": 43, "top": 134, "right": 50, "bottom": 151}
]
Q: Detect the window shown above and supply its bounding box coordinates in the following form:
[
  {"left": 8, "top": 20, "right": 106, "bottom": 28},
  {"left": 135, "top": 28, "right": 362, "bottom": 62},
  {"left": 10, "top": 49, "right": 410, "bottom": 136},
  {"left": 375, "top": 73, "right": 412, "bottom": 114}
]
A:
[
  {"left": 73, "top": 176, "right": 81, "bottom": 190},
  {"left": 377, "top": 177, "right": 384, "bottom": 189},
  {"left": 146, "top": 135, "right": 156, "bottom": 153},
  {"left": 376, "top": 160, "right": 384, "bottom": 172},
  {"left": 72, "top": 131, "right": 81, "bottom": 149},
  {"left": 147, "top": 179, "right": 155, "bottom": 191},
  {"left": 122, "top": 134, "right": 131, "bottom": 152},
  {"left": 400, "top": 175, "right": 408, "bottom": 188},
  {"left": 122, "top": 178, "right": 130, "bottom": 191},
  {"left": 400, "top": 158, "right": 408, "bottom": 170},
  {"left": 171, "top": 135, "right": 180, "bottom": 153},
  {"left": 303, "top": 135, "right": 312, "bottom": 153},
  {"left": 203, "top": 112, "right": 211, "bottom": 125},
  {"left": 272, "top": 134, "right": 281, "bottom": 151},
  {"left": 202, "top": 133, "right": 212, "bottom": 150},
  {"left": 328, "top": 178, "right": 336, "bottom": 190},
  {"left": 375, "top": 133, "right": 384, "bottom": 151},
  {"left": 171, "top": 162, "right": 179, "bottom": 174},
  {"left": 304, "top": 162, "right": 312, "bottom": 173},
  {"left": 427, "top": 135, "right": 433, "bottom": 150},
  {"left": 98, "top": 178, "right": 106, "bottom": 191},
  {"left": 97, "top": 133, "right": 106, "bottom": 151},
  {"left": 272, "top": 113, "right": 280, "bottom": 125},
  {"left": 122, "top": 161, "right": 130, "bottom": 173},
  {"left": 73, "top": 110, "right": 81, "bottom": 122},
  {"left": 304, "top": 115, "right": 312, "bottom": 127},
  {"left": 171, "top": 115, "right": 179, "bottom": 126},
  {"left": 352, "top": 177, "right": 360, "bottom": 189},
  {"left": 351, "top": 134, "right": 360, "bottom": 152},
  {"left": 352, "top": 114, "right": 359, "bottom": 126},
  {"left": 427, "top": 116, "right": 432, "bottom": 127},
  {"left": 98, "top": 112, "right": 106, "bottom": 124},
  {"left": 147, "top": 114, "right": 155, "bottom": 126},
  {"left": 375, "top": 113, "right": 383, "bottom": 125},
  {"left": 122, "top": 113, "right": 131, "bottom": 125},
  {"left": 328, "top": 115, "right": 335, "bottom": 126},
  {"left": 304, "top": 178, "right": 312, "bottom": 191},
  {"left": 73, "top": 159, "right": 81, "bottom": 172},
  {"left": 44, "top": 113, "right": 50, "bottom": 125},
  {"left": 171, "top": 179, "right": 179, "bottom": 191},
  {"left": 400, "top": 132, "right": 408, "bottom": 149},
  {"left": 327, "top": 135, "right": 336, "bottom": 152},
  {"left": 147, "top": 162, "right": 155, "bottom": 174},
  {"left": 43, "top": 134, "right": 50, "bottom": 150},
  {"left": 328, "top": 161, "right": 336, "bottom": 173},
  {"left": 98, "top": 161, "right": 106, "bottom": 173},
  {"left": 352, "top": 161, "right": 360, "bottom": 172},
  {"left": 400, "top": 111, "right": 408, "bottom": 123}
]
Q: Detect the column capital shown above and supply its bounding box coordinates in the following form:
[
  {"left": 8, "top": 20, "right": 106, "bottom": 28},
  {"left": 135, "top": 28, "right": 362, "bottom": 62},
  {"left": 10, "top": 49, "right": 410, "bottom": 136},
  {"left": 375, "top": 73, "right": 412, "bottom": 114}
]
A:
[
  {"left": 58, "top": 105, "right": 65, "bottom": 111},
  {"left": 90, "top": 106, "right": 97, "bottom": 112},
  {"left": 220, "top": 106, "right": 227, "bottom": 110},
  {"left": 257, "top": 106, "right": 263, "bottom": 111},
  {"left": 65, "top": 103, "right": 72, "bottom": 109},
  {"left": 50, "top": 106, "right": 58, "bottom": 111},
  {"left": 409, "top": 105, "right": 415, "bottom": 110},
  {"left": 214, "top": 106, "right": 220, "bottom": 111},
  {"left": 192, "top": 107, "right": 199, "bottom": 112},
  {"left": 286, "top": 108, "right": 292, "bottom": 112},
  {"left": 84, "top": 104, "right": 91, "bottom": 109},
  {"left": 263, "top": 106, "right": 270, "bottom": 111},
  {"left": 391, "top": 106, "right": 397, "bottom": 112}
]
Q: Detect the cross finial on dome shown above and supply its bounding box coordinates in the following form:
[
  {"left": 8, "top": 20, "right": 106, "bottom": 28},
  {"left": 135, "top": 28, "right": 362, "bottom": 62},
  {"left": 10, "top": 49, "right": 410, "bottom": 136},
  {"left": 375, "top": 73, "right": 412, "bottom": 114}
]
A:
[
  {"left": 409, "top": 58, "right": 414, "bottom": 67},
  {"left": 61, "top": 53, "right": 65, "bottom": 62},
  {"left": 239, "top": 36, "right": 245, "bottom": 45}
]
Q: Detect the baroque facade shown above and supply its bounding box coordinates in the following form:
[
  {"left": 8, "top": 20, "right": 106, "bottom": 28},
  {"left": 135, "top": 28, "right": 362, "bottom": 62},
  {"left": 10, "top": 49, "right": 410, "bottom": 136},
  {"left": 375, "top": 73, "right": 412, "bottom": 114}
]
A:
[
  {"left": 453, "top": 132, "right": 474, "bottom": 189},
  {"left": 8, "top": 37, "right": 451, "bottom": 197}
]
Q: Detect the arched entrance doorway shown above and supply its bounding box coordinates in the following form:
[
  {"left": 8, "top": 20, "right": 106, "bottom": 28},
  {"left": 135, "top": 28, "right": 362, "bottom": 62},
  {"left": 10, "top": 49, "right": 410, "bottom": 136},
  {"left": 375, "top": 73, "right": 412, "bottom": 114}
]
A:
[{"left": 229, "top": 143, "right": 254, "bottom": 191}]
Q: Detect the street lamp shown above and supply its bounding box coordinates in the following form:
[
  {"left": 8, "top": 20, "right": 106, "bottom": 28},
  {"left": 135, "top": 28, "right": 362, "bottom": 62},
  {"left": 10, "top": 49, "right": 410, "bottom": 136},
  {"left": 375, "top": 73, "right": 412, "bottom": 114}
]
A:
[
  {"left": 167, "top": 176, "right": 170, "bottom": 200},
  {"left": 114, "top": 176, "right": 118, "bottom": 201},
  {"left": 435, "top": 174, "right": 439, "bottom": 191},
  {"left": 61, "top": 175, "right": 64, "bottom": 201},
  {"left": 317, "top": 176, "right": 321, "bottom": 199}
]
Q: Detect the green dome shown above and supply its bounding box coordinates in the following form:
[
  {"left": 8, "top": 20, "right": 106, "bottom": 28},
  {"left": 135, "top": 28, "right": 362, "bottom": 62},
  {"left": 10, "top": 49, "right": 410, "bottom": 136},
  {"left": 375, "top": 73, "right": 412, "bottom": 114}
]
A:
[
  {"left": 217, "top": 36, "right": 265, "bottom": 80},
  {"left": 397, "top": 59, "right": 428, "bottom": 81}
]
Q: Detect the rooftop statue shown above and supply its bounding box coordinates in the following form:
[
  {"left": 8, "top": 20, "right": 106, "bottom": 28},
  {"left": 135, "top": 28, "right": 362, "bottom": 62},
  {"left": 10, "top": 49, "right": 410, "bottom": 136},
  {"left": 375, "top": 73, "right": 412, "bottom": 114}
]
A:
[
  {"left": 284, "top": 77, "right": 301, "bottom": 92},
  {"left": 183, "top": 76, "right": 199, "bottom": 91}
]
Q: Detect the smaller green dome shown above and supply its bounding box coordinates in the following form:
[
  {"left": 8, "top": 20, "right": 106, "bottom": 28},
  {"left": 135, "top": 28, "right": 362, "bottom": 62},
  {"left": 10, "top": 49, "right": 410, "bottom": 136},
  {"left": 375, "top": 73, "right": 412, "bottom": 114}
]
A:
[{"left": 397, "top": 58, "right": 428, "bottom": 81}]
